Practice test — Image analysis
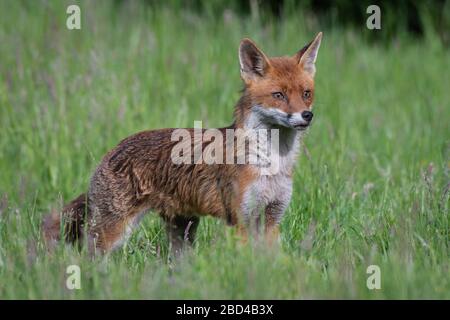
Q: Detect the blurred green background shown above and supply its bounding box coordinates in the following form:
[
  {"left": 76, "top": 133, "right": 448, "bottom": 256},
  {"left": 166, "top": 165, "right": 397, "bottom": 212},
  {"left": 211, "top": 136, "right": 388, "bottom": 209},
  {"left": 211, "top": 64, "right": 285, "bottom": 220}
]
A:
[{"left": 0, "top": 0, "right": 449, "bottom": 299}]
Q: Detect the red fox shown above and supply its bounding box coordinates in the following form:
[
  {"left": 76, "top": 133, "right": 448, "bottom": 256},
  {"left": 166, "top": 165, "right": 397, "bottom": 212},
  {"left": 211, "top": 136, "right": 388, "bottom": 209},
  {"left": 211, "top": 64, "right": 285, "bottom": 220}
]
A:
[{"left": 43, "top": 33, "right": 323, "bottom": 255}]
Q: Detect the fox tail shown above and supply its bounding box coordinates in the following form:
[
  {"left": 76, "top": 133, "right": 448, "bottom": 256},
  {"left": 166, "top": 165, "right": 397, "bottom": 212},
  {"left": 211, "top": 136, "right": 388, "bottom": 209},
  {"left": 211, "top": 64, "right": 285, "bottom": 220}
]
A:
[{"left": 42, "top": 193, "right": 89, "bottom": 247}]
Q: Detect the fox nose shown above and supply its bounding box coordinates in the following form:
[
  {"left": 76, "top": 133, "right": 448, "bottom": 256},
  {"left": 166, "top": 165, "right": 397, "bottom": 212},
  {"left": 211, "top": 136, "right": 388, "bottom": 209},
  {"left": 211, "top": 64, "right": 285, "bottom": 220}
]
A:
[{"left": 301, "top": 111, "right": 314, "bottom": 122}]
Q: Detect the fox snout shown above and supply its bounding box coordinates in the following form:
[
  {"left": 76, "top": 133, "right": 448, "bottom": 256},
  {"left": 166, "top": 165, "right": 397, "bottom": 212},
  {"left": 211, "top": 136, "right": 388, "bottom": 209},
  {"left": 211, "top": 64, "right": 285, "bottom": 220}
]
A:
[
  {"left": 300, "top": 111, "right": 313, "bottom": 122},
  {"left": 252, "top": 106, "right": 314, "bottom": 130},
  {"left": 287, "top": 110, "right": 314, "bottom": 130}
]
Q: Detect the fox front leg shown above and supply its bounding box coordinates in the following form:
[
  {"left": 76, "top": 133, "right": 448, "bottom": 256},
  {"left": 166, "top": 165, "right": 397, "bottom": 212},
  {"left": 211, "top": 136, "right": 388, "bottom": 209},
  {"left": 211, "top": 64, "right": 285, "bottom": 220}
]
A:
[
  {"left": 264, "top": 201, "right": 288, "bottom": 246},
  {"left": 236, "top": 203, "right": 284, "bottom": 245},
  {"left": 163, "top": 215, "right": 199, "bottom": 256}
]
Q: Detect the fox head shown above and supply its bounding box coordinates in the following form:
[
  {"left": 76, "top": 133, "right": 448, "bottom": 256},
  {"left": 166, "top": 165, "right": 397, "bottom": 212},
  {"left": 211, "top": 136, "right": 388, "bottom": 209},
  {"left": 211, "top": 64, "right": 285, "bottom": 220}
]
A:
[{"left": 237, "top": 32, "right": 322, "bottom": 131}]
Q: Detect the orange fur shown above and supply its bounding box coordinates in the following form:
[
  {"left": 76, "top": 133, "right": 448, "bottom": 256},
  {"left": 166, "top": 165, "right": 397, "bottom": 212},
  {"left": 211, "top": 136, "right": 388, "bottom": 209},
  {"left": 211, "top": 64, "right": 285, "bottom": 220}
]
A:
[{"left": 42, "top": 33, "right": 323, "bottom": 254}]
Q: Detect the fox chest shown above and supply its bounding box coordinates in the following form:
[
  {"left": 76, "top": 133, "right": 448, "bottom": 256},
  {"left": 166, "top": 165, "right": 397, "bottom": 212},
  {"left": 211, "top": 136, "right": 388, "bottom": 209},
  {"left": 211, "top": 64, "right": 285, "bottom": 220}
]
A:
[
  {"left": 240, "top": 172, "right": 293, "bottom": 221},
  {"left": 238, "top": 136, "right": 299, "bottom": 221}
]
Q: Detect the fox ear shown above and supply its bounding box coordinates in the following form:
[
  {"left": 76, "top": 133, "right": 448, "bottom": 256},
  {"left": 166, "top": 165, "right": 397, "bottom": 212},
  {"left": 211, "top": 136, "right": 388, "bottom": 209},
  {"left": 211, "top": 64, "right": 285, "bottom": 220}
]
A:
[
  {"left": 296, "top": 32, "right": 322, "bottom": 77},
  {"left": 239, "top": 38, "right": 271, "bottom": 82}
]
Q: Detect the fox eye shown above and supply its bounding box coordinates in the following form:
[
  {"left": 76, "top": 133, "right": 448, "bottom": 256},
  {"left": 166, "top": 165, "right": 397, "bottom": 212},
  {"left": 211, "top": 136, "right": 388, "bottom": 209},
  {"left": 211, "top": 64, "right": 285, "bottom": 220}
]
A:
[
  {"left": 302, "top": 90, "right": 312, "bottom": 100},
  {"left": 272, "top": 92, "right": 286, "bottom": 101}
]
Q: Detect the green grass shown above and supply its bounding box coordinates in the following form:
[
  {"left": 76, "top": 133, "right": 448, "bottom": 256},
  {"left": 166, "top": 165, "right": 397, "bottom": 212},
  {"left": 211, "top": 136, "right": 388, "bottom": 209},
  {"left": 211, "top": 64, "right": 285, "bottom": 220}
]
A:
[{"left": 0, "top": 0, "right": 449, "bottom": 299}]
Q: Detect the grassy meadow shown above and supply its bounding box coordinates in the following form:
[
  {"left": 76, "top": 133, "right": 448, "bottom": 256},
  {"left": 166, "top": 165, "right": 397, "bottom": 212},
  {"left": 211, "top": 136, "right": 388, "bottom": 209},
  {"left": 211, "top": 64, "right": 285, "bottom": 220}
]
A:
[{"left": 0, "top": 0, "right": 449, "bottom": 299}]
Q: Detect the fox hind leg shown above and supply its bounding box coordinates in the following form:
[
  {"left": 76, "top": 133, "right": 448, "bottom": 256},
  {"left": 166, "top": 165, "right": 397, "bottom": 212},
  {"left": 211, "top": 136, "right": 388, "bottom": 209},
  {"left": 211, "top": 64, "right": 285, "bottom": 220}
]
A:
[{"left": 88, "top": 212, "right": 144, "bottom": 254}]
